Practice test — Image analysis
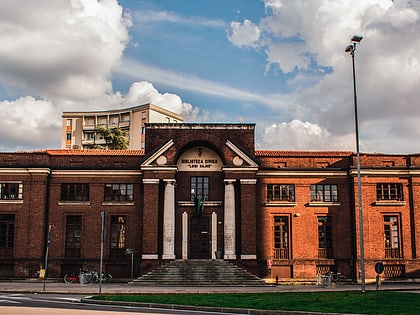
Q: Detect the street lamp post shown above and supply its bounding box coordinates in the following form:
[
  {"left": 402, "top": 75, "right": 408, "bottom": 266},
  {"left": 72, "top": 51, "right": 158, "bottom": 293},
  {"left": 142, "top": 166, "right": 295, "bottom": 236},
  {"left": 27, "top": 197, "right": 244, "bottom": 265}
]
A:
[
  {"left": 345, "top": 35, "right": 365, "bottom": 293},
  {"left": 126, "top": 248, "right": 134, "bottom": 280}
]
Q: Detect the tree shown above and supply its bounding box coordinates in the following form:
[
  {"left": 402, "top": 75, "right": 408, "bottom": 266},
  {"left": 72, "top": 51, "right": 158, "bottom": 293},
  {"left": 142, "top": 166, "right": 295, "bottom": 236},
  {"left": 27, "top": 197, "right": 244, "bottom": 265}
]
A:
[{"left": 88, "top": 126, "right": 129, "bottom": 150}]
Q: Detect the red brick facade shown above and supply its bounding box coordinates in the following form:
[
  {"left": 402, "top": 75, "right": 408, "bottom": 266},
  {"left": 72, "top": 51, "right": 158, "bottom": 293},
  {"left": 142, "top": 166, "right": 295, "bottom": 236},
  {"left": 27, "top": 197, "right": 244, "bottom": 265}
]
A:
[{"left": 0, "top": 123, "right": 419, "bottom": 281}]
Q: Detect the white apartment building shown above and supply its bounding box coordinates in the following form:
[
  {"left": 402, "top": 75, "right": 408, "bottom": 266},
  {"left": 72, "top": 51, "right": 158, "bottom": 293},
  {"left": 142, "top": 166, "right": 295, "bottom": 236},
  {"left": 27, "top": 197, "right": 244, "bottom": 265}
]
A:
[{"left": 61, "top": 103, "right": 183, "bottom": 150}]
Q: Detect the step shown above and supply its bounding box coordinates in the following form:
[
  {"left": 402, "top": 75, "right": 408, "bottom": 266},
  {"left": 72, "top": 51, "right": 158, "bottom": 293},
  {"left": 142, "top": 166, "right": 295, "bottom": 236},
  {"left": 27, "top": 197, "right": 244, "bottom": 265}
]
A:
[{"left": 133, "top": 259, "right": 267, "bottom": 286}]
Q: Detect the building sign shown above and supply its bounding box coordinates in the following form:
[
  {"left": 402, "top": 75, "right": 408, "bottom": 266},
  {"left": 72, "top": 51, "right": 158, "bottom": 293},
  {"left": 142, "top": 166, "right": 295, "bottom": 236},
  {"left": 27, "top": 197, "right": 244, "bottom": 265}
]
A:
[{"left": 177, "top": 147, "right": 222, "bottom": 171}]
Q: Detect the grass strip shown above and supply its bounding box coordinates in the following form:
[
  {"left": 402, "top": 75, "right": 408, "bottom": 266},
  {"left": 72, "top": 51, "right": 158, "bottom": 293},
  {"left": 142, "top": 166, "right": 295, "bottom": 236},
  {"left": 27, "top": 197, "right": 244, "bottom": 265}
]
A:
[{"left": 90, "top": 291, "right": 420, "bottom": 315}]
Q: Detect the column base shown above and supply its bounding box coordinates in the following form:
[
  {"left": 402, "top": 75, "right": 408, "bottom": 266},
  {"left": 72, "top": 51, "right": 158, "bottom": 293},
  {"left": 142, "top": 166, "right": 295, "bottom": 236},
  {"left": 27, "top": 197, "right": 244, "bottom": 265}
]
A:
[
  {"left": 224, "top": 254, "right": 237, "bottom": 260},
  {"left": 240, "top": 254, "right": 257, "bottom": 260},
  {"left": 162, "top": 254, "right": 176, "bottom": 260},
  {"left": 142, "top": 254, "right": 158, "bottom": 259}
]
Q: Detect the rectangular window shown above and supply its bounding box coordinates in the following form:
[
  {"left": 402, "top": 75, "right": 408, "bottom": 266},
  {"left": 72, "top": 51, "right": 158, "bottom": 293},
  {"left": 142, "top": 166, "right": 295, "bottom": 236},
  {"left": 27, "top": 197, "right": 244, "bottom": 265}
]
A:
[
  {"left": 318, "top": 216, "right": 333, "bottom": 259},
  {"left": 98, "top": 116, "right": 107, "bottom": 125},
  {"left": 104, "top": 184, "right": 133, "bottom": 202},
  {"left": 86, "top": 132, "right": 95, "bottom": 140},
  {"left": 190, "top": 176, "right": 209, "bottom": 200},
  {"left": 310, "top": 184, "right": 338, "bottom": 202},
  {"left": 110, "top": 115, "right": 119, "bottom": 124},
  {"left": 110, "top": 216, "right": 126, "bottom": 257},
  {"left": 61, "top": 184, "right": 89, "bottom": 201},
  {"left": 384, "top": 215, "right": 400, "bottom": 258},
  {"left": 85, "top": 117, "right": 95, "bottom": 126},
  {"left": 377, "top": 183, "right": 403, "bottom": 201},
  {"left": 66, "top": 119, "right": 72, "bottom": 127},
  {"left": 0, "top": 214, "right": 15, "bottom": 248},
  {"left": 65, "top": 216, "right": 81, "bottom": 258},
  {"left": 273, "top": 216, "right": 289, "bottom": 259},
  {"left": 66, "top": 133, "right": 72, "bottom": 141},
  {"left": 0, "top": 183, "right": 23, "bottom": 200},
  {"left": 267, "top": 184, "right": 295, "bottom": 202}
]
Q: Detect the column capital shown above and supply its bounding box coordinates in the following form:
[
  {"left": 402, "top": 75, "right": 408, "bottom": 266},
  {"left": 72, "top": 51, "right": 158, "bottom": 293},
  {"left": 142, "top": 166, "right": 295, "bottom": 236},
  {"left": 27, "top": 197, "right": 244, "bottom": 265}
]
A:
[
  {"left": 240, "top": 179, "right": 257, "bottom": 185},
  {"left": 143, "top": 179, "right": 160, "bottom": 184},
  {"left": 224, "top": 179, "right": 236, "bottom": 185},
  {"left": 163, "top": 179, "right": 176, "bottom": 185}
]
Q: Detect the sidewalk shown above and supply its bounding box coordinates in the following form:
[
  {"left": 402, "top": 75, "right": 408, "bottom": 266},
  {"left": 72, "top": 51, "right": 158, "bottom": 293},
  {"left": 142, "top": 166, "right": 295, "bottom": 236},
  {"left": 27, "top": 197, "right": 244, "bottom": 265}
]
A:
[{"left": 0, "top": 279, "right": 419, "bottom": 295}]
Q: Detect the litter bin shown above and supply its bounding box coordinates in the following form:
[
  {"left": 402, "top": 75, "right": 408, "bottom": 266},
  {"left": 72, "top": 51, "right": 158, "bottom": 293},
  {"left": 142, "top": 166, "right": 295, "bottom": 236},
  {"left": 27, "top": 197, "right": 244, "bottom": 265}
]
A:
[
  {"left": 327, "top": 275, "right": 332, "bottom": 288},
  {"left": 79, "top": 273, "right": 85, "bottom": 285}
]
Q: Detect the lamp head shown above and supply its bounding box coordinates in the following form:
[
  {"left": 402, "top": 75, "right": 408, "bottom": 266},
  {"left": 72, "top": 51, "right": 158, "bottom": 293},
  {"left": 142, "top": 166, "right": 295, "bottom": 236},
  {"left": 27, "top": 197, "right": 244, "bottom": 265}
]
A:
[
  {"left": 345, "top": 45, "right": 354, "bottom": 53},
  {"left": 351, "top": 35, "right": 363, "bottom": 43}
]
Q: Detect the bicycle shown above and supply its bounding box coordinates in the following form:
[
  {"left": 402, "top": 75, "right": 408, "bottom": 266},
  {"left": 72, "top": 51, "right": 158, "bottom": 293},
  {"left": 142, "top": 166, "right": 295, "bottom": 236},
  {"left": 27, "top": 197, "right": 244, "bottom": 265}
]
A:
[
  {"left": 316, "top": 271, "right": 348, "bottom": 286},
  {"left": 63, "top": 272, "right": 80, "bottom": 284},
  {"left": 90, "top": 270, "right": 112, "bottom": 283}
]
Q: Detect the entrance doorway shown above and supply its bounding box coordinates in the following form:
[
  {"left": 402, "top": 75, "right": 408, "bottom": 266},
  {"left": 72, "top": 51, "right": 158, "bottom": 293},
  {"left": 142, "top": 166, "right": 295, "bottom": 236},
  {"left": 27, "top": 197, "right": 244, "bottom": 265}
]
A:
[{"left": 189, "top": 216, "right": 210, "bottom": 259}]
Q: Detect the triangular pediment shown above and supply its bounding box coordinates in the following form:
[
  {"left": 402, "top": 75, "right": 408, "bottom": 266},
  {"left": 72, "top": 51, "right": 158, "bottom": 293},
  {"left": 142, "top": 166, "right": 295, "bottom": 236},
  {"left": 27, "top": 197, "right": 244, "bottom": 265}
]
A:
[
  {"left": 140, "top": 139, "right": 174, "bottom": 169},
  {"left": 225, "top": 140, "right": 259, "bottom": 168}
]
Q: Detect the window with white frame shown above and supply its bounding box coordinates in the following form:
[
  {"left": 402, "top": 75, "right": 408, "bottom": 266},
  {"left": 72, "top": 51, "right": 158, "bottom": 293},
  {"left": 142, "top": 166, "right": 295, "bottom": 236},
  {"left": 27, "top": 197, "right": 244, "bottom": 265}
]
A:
[
  {"left": 377, "top": 183, "right": 403, "bottom": 201},
  {"left": 104, "top": 184, "right": 133, "bottom": 202},
  {"left": 0, "top": 183, "right": 23, "bottom": 200},
  {"left": 267, "top": 184, "right": 295, "bottom": 202},
  {"left": 310, "top": 184, "right": 338, "bottom": 202}
]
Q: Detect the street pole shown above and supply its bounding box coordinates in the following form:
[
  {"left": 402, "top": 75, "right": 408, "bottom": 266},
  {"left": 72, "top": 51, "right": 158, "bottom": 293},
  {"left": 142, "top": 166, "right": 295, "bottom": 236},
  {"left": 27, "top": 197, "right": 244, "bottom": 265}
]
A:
[
  {"left": 345, "top": 35, "right": 365, "bottom": 292},
  {"left": 99, "top": 211, "right": 107, "bottom": 295},
  {"left": 43, "top": 224, "right": 52, "bottom": 292}
]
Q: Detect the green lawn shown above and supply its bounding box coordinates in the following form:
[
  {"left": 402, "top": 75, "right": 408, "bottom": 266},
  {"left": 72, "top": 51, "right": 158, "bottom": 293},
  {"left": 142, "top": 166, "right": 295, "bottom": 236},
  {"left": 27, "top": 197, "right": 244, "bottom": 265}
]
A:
[{"left": 90, "top": 291, "right": 420, "bottom": 315}]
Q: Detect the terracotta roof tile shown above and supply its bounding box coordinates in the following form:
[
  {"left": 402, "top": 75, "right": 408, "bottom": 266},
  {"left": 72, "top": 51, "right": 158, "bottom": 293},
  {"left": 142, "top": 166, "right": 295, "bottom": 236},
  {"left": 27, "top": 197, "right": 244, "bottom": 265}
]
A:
[
  {"left": 33, "top": 149, "right": 145, "bottom": 156},
  {"left": 255, "top": 150, "right": 353, "bottom": 157}
]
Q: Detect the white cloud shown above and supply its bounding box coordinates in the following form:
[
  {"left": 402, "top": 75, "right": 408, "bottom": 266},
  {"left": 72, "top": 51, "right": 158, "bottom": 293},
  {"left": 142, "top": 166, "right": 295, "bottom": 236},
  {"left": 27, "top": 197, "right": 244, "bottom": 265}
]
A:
[
  {"left": 0, "top": 1, "right": 201, "bottom": 151},
  {"left": 227, "top": 19, "right": 261, "bottom": 48},
  {"left": 230, "top": 0, "right": 420, "bottom": 153},
  {"left": 0, "top": 97, "right": 60, "bottom": 151},
  {"left": 123, "top": 81, "right": 200, "bottom": 121},
  {"left": 0, "top": 0, "right": 131, "bottom": 101},
  {"left": 261, "top": 120, "right": 354, "bottom": 151}
]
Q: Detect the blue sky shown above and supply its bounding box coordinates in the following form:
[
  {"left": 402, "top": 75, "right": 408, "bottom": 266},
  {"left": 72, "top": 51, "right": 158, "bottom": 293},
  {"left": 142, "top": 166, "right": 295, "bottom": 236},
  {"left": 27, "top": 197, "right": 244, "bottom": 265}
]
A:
[{"left": 0, "top": 0, "right": 419, "bottom": 153}]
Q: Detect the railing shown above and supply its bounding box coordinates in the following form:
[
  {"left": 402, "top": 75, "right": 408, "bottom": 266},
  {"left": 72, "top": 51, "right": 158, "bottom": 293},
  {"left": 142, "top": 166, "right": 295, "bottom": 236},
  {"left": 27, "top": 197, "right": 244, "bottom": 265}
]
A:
[
  {"left": 110, "top": 248, "right": 127, "bottom": 258},
  {"left": 385, "top": 248, "right": 400, "bottom": 259},
  {"left": 0, "top": 247, "right": 13, "bottom": 258},
  {"left": 318, "top": 248, "right": 333, "bottom": 259},
  {"left": 273, "top": 248, "right": 289, "bottom": 259},
  {"left": 65, "top": 248, "right": 81, "bottom": 258}
]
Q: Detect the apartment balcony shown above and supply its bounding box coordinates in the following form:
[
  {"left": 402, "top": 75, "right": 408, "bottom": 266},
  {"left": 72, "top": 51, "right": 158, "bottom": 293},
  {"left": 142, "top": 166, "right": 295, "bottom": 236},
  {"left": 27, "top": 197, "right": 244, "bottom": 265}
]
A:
[
  {"left": 119, "top": 121, "right": 130, "bottom": 128},
  {"left": 82, "top": 139, "right": 106, "bottom": 145},
  {"left": 82, "top": 124, "right": 96, "bottom": 130}
]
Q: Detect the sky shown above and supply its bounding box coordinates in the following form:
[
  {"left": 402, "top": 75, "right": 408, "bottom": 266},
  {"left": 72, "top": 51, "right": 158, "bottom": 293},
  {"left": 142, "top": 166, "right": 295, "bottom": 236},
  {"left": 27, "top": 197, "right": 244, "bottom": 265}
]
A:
[{"left": 0, "top": 0, "right": 419, "bottom": 153}]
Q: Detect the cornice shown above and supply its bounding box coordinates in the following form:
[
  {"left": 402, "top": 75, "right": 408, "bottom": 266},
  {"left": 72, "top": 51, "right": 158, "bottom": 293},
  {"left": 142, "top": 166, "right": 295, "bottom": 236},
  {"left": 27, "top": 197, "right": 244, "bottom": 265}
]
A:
[
  {"left": 51, "top": 170, "right": 141, "bottom": 177},
  {"left": 0, "top": 168, "right": 51, "bottom": 176}
]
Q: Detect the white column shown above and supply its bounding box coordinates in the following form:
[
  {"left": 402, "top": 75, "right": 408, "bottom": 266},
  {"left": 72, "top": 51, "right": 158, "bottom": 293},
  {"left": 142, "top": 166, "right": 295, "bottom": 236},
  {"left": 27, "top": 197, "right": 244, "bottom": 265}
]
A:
[
  {"left": 211, "top": 212, "right": 217, "bottom": 260},
  {"left": 182, "top": 212, "right": 188, "bottom": 260},
  {"left": 224, "top": 179, "right": 236, "bottom": 259},
  {"left": 162, "top": 179, "right": 176, "bottom": 259}
]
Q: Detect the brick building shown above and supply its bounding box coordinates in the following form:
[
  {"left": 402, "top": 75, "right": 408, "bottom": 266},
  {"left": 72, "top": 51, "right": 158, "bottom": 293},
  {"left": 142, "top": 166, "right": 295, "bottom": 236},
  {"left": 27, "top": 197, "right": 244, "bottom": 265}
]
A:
[{"left": 0, "top": 123, "right": 419, "bottom": 281}]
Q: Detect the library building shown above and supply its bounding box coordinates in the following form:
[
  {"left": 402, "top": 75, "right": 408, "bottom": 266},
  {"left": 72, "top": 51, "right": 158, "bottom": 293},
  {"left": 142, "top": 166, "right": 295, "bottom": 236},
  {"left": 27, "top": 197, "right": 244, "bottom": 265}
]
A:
[{"left": 0, "top": 123, "right": 419, "bottom": 281}]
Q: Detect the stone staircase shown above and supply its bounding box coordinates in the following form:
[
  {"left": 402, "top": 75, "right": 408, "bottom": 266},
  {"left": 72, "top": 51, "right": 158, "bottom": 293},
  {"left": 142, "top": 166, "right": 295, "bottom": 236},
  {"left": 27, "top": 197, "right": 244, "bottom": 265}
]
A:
[{"left": 133, "top": 259, "right": 267, "bottom": 286}]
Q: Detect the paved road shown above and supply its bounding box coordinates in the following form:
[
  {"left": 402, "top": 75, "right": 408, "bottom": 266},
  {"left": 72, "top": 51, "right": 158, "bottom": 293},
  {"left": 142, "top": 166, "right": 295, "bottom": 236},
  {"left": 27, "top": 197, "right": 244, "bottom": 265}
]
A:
[
  {"left": 0, "top": 279, "right": 419, "bottom": 295},
  {"left": 0, "top": 280, "right": 418, "bottom": 315},
  {"left": 0, "top": 293, "right": 239, "bottom": 315}
]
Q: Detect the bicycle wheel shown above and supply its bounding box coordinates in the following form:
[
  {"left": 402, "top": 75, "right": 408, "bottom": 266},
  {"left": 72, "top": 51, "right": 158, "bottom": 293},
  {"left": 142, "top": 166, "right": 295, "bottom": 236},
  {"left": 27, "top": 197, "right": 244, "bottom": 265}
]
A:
[
  {"left": 337, "top": 275, "right": 347, "bottom": 284},
  {"left": 84, "top": 273, "right": 93, "bottom": 283},
  {"left": 64, "top": 274, "right": 72, "bottom": 284}
]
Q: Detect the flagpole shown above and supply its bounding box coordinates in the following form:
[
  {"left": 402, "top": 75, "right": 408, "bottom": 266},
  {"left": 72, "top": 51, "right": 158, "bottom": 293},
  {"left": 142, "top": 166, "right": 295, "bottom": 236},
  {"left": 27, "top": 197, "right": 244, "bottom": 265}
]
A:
[{"left": 43, "top": 224, "right": 52, "bottom": 292}]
